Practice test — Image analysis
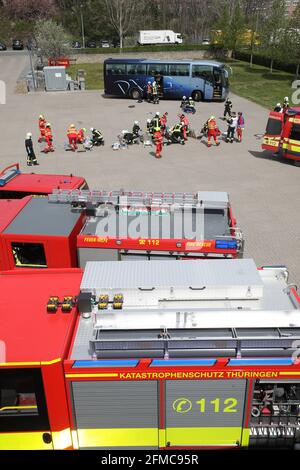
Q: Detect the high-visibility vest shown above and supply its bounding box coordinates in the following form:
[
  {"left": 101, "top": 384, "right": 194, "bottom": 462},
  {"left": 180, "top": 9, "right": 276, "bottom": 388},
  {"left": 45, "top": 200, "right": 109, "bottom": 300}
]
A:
[{"left": 208, "top": 119, "right": 216, "bottom": 130}]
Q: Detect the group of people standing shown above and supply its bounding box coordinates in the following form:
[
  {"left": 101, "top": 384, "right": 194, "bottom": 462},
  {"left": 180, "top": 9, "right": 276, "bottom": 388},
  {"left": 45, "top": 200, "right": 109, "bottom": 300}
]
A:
[{"left": 25, "top": 116, "right": 105, "bottom": 165}]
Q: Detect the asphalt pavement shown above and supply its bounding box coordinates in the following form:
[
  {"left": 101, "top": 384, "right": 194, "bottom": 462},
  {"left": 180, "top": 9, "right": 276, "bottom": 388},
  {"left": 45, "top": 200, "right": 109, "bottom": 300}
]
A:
[{"left": 1, "top": 55, "right": 300, "bottom": 283}]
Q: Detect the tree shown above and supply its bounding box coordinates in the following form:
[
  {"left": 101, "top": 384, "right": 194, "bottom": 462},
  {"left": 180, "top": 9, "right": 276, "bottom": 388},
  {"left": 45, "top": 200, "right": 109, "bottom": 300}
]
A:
[
  {"left": 34, "top": 19, "right": 71, "bottom": 60},
  {"left": 3, "top": 0, "right": 56, "bottom": 20},
  {"left": 260, "top": 0, "right": 288, "bottom": 73},
  {"left": 215, "top": 0, "right": 246, "bottom": 55},
  {"left": 104, "top": 0, "right": 139, "bottom": 48},
  {"left": 285, "top": 2, "right": 300, "bottom": 78}
]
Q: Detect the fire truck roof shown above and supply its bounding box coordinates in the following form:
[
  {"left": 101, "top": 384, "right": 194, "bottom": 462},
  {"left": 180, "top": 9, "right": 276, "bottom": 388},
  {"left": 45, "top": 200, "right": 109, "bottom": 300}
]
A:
[
  {"left": 0, "top": 268, "right": 82, "bottom": 363},
  {"left": 0, "top": 197, "right": 28, "bottom": 232},
  {"left": 3, "top": 196, "right": 82, "bottom": 236},
  {"left": 0, "top": 170, "right": 86, "bottom": 194},
  {"left": 70, "top": 259, "right": 300, "bottom": 361}
]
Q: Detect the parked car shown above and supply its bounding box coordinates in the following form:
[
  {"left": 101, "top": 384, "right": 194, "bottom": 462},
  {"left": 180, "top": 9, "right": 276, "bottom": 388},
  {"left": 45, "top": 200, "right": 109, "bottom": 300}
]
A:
[
  {"left": 0, "top": 42, "right": 7, "bottom": 51},
  {"left": 202, "top": 38, "right": 210, "bottom": 45},
  {"left": 101, "top": 40, "right": 110, "bottom": 48},
  {"left": 112, "top": 39, "right": 120, "bottom": 48},
  {"left": 12, "top": 39, "right": 24, "bottom": 50},
  {"left": 72, "top": 41, "right": 82, "bottom": 49},
  {"left": 87, "top": 40, "right": 97, "bottom": 48}
]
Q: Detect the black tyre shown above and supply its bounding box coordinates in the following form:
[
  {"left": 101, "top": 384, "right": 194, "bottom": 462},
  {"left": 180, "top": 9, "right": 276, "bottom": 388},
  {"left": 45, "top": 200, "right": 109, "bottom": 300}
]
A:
[
  {"left": 192, "top": 90, "right": 203, "bottom": 102},
  {"left": 131, "top": 88, "right": 142, "bottom": 100}
]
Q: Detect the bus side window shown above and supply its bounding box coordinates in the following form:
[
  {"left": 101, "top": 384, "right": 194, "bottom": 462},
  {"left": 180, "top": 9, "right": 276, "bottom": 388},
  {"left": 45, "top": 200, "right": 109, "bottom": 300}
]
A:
[
  {"left": 192, "top": 65, "right": 213, "bottom": 82},
  {"left": 12, "top": 242, "right": 47, "bottom": 268},
  {"left": 169, "top": 64, "right": 189, "bottom": 77}
]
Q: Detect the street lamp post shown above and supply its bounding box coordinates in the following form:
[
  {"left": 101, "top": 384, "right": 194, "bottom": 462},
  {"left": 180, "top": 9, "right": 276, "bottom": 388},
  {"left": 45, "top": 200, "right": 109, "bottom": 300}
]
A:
[{"left": 80, "top": 4, "right": 85, "bottom": 49}]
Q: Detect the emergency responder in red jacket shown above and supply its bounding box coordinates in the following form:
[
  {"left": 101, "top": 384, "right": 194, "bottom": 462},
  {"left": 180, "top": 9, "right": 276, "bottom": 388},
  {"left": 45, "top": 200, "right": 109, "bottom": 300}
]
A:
[
  {"left": 179, "top": 113, "right": 189, "bottom": 140},
  {"left": 38, "top": 115, "right": 46, "bottom": 143},
  {"left": 236, "top": 112, "right": 245, "bottom": 143},
  {"left": 207, "top": 116, "right": 220, "bottom": 148},
  {"left": 153, "top": 127, "right": 163, "bottom": 158},
  {"left": 160, "top": 112, "right": 168, "bottom": 135},
  {"left": 146, "top": 81, "right": 153, "bottom": 103},
  {"left": 77, "top": 127, "right": 86, "bottom": 144},
  {"left": 67, "top": 124, "right": 78, "bottom": 151},
  {"left": 43, "top": 123, "right": 54, "bottom": 153}
]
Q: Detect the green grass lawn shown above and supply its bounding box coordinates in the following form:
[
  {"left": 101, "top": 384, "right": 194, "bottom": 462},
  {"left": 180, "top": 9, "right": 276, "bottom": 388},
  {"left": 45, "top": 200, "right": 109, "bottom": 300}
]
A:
[
  {"left": 68, "top": 59, "right": 295, "bottom": 109},
  {"left": 226, "top": 59, "right": 295, "bottom": 109},
  {"left": 68, "top": 63, "right": 103, "bottom": 90}
]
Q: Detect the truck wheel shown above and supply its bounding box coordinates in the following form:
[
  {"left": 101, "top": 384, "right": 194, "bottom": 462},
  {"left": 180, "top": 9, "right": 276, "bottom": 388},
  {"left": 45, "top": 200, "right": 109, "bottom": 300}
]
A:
[
  {"left": 192, "top": 90, "right": 203, "bottom": 102},
  {"left": 131, "top": 88, "right": 142, "bottom": 100}
]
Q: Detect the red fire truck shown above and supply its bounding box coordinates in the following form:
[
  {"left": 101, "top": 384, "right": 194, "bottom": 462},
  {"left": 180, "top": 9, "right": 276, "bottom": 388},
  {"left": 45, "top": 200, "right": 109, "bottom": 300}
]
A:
[
  {"left": 0, "top": 189, "right": 243, "bottom": 270},
  {"left": 1, "top": 259, "right": 300, "bottom": 450},
  {"left": 0, "top": 163, "right": 88, "bottom": 199},
  {"left": 262, "top": 107, "right": 300, "bottom": 165}
]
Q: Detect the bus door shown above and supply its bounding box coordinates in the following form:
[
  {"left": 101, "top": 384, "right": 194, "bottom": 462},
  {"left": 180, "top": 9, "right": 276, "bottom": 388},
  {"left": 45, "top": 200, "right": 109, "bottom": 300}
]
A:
[
  {"left": 0, "top": 368, "right": 52, "bottom": 449},
  {"left": 191, "top": 65, "right": 214, "bottom": 100},
  {"left": 164, "top": 379, "right": 247, "bottom": 448}
]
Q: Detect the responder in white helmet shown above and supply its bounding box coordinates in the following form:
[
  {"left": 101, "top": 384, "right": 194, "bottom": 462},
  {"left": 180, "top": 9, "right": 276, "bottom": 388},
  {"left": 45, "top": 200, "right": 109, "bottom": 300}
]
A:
[
  {"left": 132, "top": 120, "right": 143, "bottom": 142},
  {"left": 181, "top": 95, "right": 188, "bottom": 109},
  {"left": 152, "top": 80, "right": 159, "bottom": 103},
  {"left": 25, "top": 132, "right": 38, "bottom": 166},
  {"left": 283, "top": 96, "right": 289, "bottom": 110},
  {"left": 274, "top": 103, "right": 283, "bottom": 112}
]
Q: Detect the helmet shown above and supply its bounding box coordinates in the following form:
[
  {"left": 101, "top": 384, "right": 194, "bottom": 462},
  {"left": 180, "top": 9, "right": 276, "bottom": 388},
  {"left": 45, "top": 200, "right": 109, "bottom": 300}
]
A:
[
  {"left": 39, "top": 115, "right": 44, "bottom": 119},
  {"left": 134, "top": 121, "right": 139, "bottom": 125},
  {"left": 189, "top": 97, "right": 192, "bottom": 100},
  {"left": 210, "top": 116, "right": 215, "bottom": 120},
  {"left": 147, "top": 119, "right": 151, "bottom": 123},
  {"left": 155, "top": 111, "right": 160, "bottom": 116},
  {"left": 148, "top": 81, "right": 151, "bottom": 84},
  {"left": 26, "top": 132, "right": 32, "bottom": 139},
  {"left": 284, "top": 96, "right": 289, "bottom": 101},
  {"left": 153, "top": 81, "right": 156, "bottom": 85},
  {"left": 276, "top": 103, "right": 281, "bottom": 107},
  {"left": 182, "top": 96, "right": 186, "bottom": 100},
  {"left": 154, "top": 127, "right": 160, "bottom": 132},
  {"left": 90, "top": 127, "right": 94, "bottom": 131},
  {"left": 82, "top": 128, "right": 86, "bottom": 132},
  {"left": 122, "top": 130, "right": 128, "bottom": 134},
  {"left": 46, "top": 122, "right": 51, "bottom": 127},
  {"left": 70, "top": 124, "right": 75, "bottom": 128}
]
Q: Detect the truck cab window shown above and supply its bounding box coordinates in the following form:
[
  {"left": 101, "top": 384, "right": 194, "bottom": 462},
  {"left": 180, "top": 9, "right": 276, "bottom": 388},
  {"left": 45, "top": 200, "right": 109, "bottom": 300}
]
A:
[
  {"left": 0, "top": 369, "right": 49, "bottom": 432},
  {"left": 12, "top": 242, "right": 47, "bottom": 268},
  {"left": 290, "top": 123, "right": 300, "bottom": 141},
  {"left": 266, "top": 118, "right": 282, "bottom": 135}
]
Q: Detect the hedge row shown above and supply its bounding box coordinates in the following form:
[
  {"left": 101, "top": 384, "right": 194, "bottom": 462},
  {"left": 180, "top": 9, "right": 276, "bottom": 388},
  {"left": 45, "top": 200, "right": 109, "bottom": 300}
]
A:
[
  {"left": 74, "top": 44, "right": 212, "bottom": 54},
  {"left": 234, "top": 50, "right": 299, "bottom": 75}
]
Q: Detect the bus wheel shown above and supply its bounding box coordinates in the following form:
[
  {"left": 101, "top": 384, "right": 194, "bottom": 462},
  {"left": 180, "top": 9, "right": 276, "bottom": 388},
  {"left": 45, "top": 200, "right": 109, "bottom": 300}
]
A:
[
  {"left": 192, "top": 91, "right": 203, "bottom": 102},
  {"left": 131, "top": 89, "right": 142, "bottom": 100},
  {"left": 294, "top": 160, "right": 300, "bottom": 167}
]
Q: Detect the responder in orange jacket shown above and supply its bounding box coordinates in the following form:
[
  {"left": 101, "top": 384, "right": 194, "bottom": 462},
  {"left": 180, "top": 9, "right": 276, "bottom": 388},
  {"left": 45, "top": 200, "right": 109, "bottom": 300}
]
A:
[
  {"left": 43, "top": 123, "right": 54, "bottom": 153},
  {"left": 160, "top": 112, "right": 168, "bottom": 135},
  {"left": 38, "top": 115, "right": 46, "bottom": 143},
  {"left": 77, "top": 127, "right": 86, "bottom": 144},
  {"left": 67, "top": 124, "right": 78, "bottom": 151},
  {"left": 207, "top": 116, "right": 220, "bottom": 148},
  {"left": 146, "top": 81, "right": 153, "bottom": 103},
  {"left": 153, "top": 127, "right": 163, "bottom": 158},
  {"left": 179, "top": 113, "right": 189, "bottom": 140}
]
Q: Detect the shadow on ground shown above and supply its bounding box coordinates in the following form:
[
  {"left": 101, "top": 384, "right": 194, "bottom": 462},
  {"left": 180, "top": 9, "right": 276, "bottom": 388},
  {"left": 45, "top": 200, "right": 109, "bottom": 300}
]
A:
[{"left": 249, "top": 150, "right": 296, "bottom": 166}]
